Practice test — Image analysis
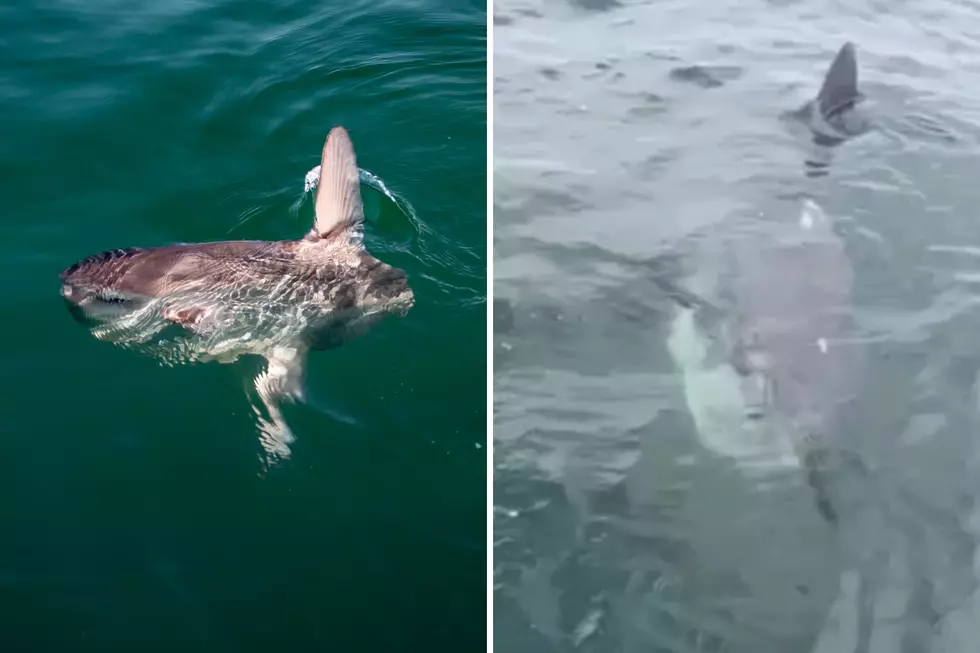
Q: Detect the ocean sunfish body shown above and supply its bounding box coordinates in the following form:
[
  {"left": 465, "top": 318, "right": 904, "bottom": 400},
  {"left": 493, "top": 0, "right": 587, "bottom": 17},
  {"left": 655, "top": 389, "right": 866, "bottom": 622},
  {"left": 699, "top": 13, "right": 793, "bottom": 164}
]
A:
[
  {"left": 664, "top": 40, "right": 870, "bottom": 513},
  {"left": 59, "top": 127, "right": 414, "bottom": 462},
  {"left": 666, "top": 199, "right": 857, "bottom": 480}
]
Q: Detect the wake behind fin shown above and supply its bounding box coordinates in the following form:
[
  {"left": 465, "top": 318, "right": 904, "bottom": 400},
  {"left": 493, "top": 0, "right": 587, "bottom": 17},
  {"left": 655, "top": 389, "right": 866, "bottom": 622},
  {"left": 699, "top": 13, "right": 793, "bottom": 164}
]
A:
[
  {"left": 816, "top": 42, "right": 863, "bottom": 120},
  {"left": 312, "top": 126, "right": 365, "bottom": 241}
]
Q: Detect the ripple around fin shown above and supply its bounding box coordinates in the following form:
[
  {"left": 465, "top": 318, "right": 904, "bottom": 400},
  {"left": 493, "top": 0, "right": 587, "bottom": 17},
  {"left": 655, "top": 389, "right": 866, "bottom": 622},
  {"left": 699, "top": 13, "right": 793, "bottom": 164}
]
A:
[{"left": 304, "top": 164, "right": 422, "bottom": 237}]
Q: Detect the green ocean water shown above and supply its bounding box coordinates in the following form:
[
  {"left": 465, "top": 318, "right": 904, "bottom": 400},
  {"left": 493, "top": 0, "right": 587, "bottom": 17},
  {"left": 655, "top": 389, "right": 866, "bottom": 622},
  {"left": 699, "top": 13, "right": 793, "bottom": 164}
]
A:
[{"left": 0, "top": 1, "right": 486, "bottom": 651}]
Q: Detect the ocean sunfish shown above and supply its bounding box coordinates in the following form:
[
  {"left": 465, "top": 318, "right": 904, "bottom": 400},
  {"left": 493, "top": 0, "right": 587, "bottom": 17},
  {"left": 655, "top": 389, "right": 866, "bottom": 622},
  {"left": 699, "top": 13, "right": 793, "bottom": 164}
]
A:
[{"left": 59, "top": 127, "right": 414, "bottom": 462}]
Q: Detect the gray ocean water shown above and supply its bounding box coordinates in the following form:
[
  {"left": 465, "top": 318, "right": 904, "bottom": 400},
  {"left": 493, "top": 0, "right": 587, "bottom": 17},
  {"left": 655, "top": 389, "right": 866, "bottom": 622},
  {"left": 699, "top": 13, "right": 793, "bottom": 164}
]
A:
[{"left": 493, "top": 1, "right": 980, "bottom": 651}]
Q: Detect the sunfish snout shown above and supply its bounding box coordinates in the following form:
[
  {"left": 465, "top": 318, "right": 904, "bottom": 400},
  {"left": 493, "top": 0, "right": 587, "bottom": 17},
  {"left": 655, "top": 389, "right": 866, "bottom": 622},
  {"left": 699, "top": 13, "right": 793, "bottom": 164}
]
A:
[{"left": 357, "top": 255, "right": 414, "bottom": 314}]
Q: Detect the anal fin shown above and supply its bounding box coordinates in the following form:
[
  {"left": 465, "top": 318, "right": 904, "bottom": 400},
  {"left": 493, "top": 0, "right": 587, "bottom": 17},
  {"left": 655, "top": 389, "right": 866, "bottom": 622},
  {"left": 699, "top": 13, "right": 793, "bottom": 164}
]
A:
[{"left": 252, "top": 346, "right": 308, "bottom": 465}]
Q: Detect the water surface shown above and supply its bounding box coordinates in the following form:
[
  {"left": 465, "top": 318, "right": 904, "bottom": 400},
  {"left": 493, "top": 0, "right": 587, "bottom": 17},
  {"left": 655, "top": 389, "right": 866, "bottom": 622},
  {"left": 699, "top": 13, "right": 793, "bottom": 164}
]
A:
[{"left": 494, "top": 1, "right": 980, "bottom": 651}]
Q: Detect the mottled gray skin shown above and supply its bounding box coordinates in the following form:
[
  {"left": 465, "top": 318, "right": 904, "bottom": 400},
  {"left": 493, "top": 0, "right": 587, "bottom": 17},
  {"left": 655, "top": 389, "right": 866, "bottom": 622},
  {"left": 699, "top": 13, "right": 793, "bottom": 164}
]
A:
[
  {"left": 727, "top": 202, "right": 860, "bottom": 502},
  {"left": 58, "top": 127, "right": 413, "bottom": 463}
]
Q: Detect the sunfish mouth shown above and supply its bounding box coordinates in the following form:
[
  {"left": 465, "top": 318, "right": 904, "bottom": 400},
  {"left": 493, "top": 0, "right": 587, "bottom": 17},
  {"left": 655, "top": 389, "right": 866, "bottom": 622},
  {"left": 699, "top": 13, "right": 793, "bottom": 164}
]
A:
[
  {"left": 387, "top": 282, "right": 415, "bottom": 318},
  {"left": 368, "top": 264, "right": 414, "bottom": 316},
  {"left": 393, "top": 291, "right": 414, "bottom": 317},
  {"left": 59, "top": 280, "right": 80, "bottom": 302}
]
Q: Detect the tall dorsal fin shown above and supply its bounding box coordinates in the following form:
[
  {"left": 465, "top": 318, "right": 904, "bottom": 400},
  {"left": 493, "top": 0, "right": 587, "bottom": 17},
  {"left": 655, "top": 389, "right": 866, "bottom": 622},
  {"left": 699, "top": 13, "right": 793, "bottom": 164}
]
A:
[
  {"left": 313, "top": 126, "right": 364, "bottom": 240},
  {"left": 816, "top": 42, "right": 861, "bottom": 119}
]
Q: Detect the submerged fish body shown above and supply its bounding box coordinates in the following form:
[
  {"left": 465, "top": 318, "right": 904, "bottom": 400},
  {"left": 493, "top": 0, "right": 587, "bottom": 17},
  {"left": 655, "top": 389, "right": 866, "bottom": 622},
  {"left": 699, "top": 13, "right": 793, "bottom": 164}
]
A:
[
  {"left": 662, "top": 39, "right": 870, "bottom": 515},
  {"left": 59, "top": 127, "right": 414, "bottom": 462},
  {"left": 730, "top": 199, "right": 857, "bottom": 448},
  {"left": 666, "top": 198, "right": 859, "bottom": 522}
]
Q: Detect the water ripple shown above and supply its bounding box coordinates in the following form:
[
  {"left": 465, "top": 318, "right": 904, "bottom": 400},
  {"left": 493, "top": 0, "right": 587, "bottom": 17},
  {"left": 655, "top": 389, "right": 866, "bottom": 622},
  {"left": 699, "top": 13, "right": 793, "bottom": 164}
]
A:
[{"left": 496, "top": 0, "right": 980, "bottom": 650}]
